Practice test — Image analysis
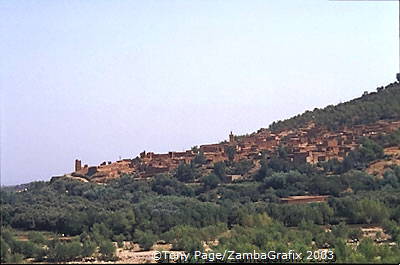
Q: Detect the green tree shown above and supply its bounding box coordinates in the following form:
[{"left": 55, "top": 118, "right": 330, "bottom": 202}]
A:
[
  {"left": 224, "top": 146, "right": 236, "bottom": 161},
  {"left": 163, "top": 225, "right": 204, "bottom": 254},
  {"left": 331, "top": 222, "right": 349, "bottom": 239},
  {"left": 49, "top": 241, "right": 81, "bottom": 262},
  {"left": 358, "top": 238, "right": 376, "bottom": 261},
  {"left": 91, "top": 222, "right": 112, "bottom": 243},
  {"left": 202, "top": 174, "right": 221, "bottom": 190},
  {"left": 28, "top": 231, "right": 47, "bottom": 244},
  {"left": 81, "top": 240, "right": 96, "bottom": 257},
  {"left": 233, "top": 159, "right": 253, "bottom": 175},
  {"left": 357, "top": 199, "right": 389, "bottom": 224},
  {"left": 49, "top": 242, "right": 68, "bottom": 262},
  {"left": 5, "top": 253, "right": 24, "bottom": 264},
  {"left": 255, "top": 160, "right": 273, "bottom": 181},
  {"left": 113, "top": 234, "right": 125, "bottom": 248},
  {"left": 14, "top": 240, "right": 42, "bottom": 259},
  {"left": 213, "top": 162, "right": 227, "bottom": 181},
  {"left": 65, "top": 241, "right": 82, "bottom": 261},
  {"left": 0, "top": 237, "right": 10, "bottom": 263},
  {"left": 193, "top": 152, "right": 207, "bottom": 165},
  {"left": 99, "top": 240, "right": 116, "bottom": 261},
  {"left": 175, "top": 163, "right": 197, "bottom": 182},
  {"left": 134, "top": 230, "right": 157, "bottom": 250}
]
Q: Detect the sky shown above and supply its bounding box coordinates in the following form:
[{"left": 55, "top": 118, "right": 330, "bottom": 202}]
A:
[{"left": 1, "top": 0, "right": 398, "bottom": 186}]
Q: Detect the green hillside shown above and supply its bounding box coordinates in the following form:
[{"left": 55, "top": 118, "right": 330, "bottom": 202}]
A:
[
  {"left": 269, "top": 82, "right": 400, "bottom": 132},
  {"left": 1, "top": 82, "right": 400, "bottom": 264}
]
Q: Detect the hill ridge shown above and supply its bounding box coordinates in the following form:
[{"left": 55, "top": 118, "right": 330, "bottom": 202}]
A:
[{"left": 59, "top": 82, "right": 400, "bottom": 183}]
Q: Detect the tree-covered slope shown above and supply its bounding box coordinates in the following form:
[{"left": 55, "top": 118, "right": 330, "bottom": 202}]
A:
[
  {"left": 269, "top": 82, "right": 400, "bottom": 132},
  {"left": 2, "top": 83, "right": 400, "bottom": 264}
]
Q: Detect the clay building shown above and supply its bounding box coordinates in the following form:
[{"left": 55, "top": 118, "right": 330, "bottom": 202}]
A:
[{"left": 69, "top": 119, "right": 400, "bottom": 182}]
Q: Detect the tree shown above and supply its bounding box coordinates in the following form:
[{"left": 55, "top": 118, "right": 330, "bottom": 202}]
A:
[
  {"left": 233, "top": 159, "right": 253, "bottom": 175},
  {"left": 192, "top": 152, "right": 207, "bottom": 165},
  {"left": 4, "top": 253, "right": 23, "bottom": 264},
  {"left": 334, "top": 239, "right": 352, "bottom": 262},
  {"left": 202, "top": 174, "right": 221, "bottom": 190},
  {"left": 81, "top": 240, "right": 96, "bottom": 257},
  {"left": 224, "top": 146, "right": 236, "bottom": 162},
  {"left": 151, "top": 175, "right": 194, "bottom": 196},
  {"left": 358, "top": 238, "right": 376, "bottom": 261},
  {"left": 348, "top": 228, "right": 362, "bottom": 241},
  {"left": 255, "top": 160, "right": 273, "bottom": 181},
  {"left": 175, "top": 163, "right": 197, "bottom": 182},
  {"left": 64, "top": 241, "right": 82, "bottom": 261},
  {"left": 113, "top": 234, "right": 125, "bottom": 248},
  {"left": 13, "top": 240, "right": 42, "bottom": 259},
  {"left": 331, "top": 222, "right": 349, "bottom": 239},
  {"left": 109, "top": 210, "right": 134, "bottom": 236},
  {"left": 0, "top": 237, "right": 10, "bottom": 263},
  {"left": 91, "top": 222, "right": 112, "bottom": 243},
  {"left": 277, "top": 146, "right": 289, "bottom": 159},
  {"left": 191, "top": 146, "right": 199, "bottom": 154},
  {"left": 28, "top": 231, "right": 47, "bottom": 245},
  {"left": 134, "top": 230, "right": 157, "bottom": 250},
  {"left": 99, "top": 240, "right": 116, "bottom": 261},
  {"left": 357, "top": 199, "right": 389, "bottom": 224},
  {"left": 213, "top": 162, "right": 227, "bottom": 181},
  {"left": 162, "top": 225, "right": 204, "bottom": 254},
  {"left": 49, "top": 241, "right": 81, "bottom": 262}
]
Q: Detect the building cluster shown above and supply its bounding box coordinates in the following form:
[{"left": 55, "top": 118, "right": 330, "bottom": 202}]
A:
[
  {"left": 72, "top": 159, "right": 134, "bottom": 183},
  {"left": 69, "top": 119, "right": 400, "bottom": 183}
]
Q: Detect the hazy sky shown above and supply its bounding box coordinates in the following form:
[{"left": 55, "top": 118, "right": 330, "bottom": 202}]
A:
[{"left": 1, "top": 0, "right": 398, "bottom": 186}]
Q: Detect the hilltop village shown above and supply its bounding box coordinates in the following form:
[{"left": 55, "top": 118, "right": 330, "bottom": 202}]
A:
[{"left": 66, "top": 119, "right": 400, "bottom": 183}]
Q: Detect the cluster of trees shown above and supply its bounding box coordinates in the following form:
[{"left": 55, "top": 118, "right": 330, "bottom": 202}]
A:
[
  {"left": 173, "top": 158, "right": 253, "bottom": 192},
  {"left": 250, "top": 134, "right": 400, "bottom": 198},
  {"left": 255, "top": 166, "right": 400, "bottom": 198},
  {"left": 2, "top": 155, "right": 400, "bottom": 230},
  {"left": 212, "top": 213, "right": 400, "bottom": 263},
  {"left": 0, "top": 228, "right": 116, "bottom": 263},
  {"left": 374, "top": 128, "right": 400, "bottom": 148},
  {"left": 269, "top": 83, "right": 400, "bottom": 132},
  {"left": 2, "top": 101, "right": 400, "bottom": 262},
  {"left": 1, "top": 174, "right": 399, "bottom": 263},
  {"left": 341, "top": 138, "right": 384, "bottom": 171},
  {"left": 318, "top": 130, "right": 400, "bottom": 175}
]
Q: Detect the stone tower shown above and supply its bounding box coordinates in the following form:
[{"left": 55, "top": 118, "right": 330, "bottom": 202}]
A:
[
  {"left": 75, "top": 159, "right": 82, "bottom": 172},
  {"left": 229, "top": 131, "right": 235, "bottom": 143}
]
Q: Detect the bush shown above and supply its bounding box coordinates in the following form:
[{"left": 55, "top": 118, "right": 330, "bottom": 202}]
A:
[
  {"left": 99, "top": 240, "right": 116, "bottom": 261},
  {"left": 134, "top": 230, "right": 157, "bottom": 250},
  {"left": 175, "top": 163, "right": 197, "bottom": 182},
  {"left": 13, "top": 240, "right": 41, "bottom": 259},
  {"left": 81, "top": 240, "right": 96, "bottom": 257},
  {"left": 213, "top": 162, "right": 227, "bottom": 181},
  {"left": 1, "top": 237, "right": 11, "bottom": 263},
  {"left": 65, "top": 241, "right": 82, "bottom": 260},
  {"left": 192, "top": 152, "right": 207, "bottom": 165},
  {"left": 113, "top": 234, "right": 125, "bottom": 248},
  {"left": 202, "top": 174, "right": 220, "bottom": 190},
  {"left": 28, "top": 231, "right": 47, "bottom": 244},
  {"left": 163, "top": 226, "right": 204, "bottom": 254}
]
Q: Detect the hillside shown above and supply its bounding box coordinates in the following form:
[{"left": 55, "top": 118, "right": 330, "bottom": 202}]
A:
[
  {"left": 64, "top": 82, "right": 400, "bottom": 183},
  {"left": 1, "top": 82, "right": 400, "bottom": 264},
  {"left": 366, "top": 147, "right": 400, "bottom": 177},
  {"left": 269, "top": 82, "right": 400, "bottom": 132}
]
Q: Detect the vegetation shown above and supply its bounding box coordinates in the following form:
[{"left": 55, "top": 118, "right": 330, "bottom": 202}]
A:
[
  {"left": 269, "top": 83, "right": 400, "bottom": 132},
  {"left": 2, "top": 155, "right": 400, "bottom": 262},
  {"left": 1, "top": 83, "right": 399, "bottom": 263}
]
